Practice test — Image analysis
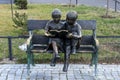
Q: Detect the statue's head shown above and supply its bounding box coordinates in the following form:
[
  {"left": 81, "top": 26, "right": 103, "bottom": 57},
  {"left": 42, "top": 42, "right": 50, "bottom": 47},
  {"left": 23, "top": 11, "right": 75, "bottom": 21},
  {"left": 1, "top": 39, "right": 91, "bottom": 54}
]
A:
[
  {"left": 66, "top": 11, "right": 78, "bottom": 25},
  {"left": 51, "top": 9, "right": 61, "bottom": 23}
]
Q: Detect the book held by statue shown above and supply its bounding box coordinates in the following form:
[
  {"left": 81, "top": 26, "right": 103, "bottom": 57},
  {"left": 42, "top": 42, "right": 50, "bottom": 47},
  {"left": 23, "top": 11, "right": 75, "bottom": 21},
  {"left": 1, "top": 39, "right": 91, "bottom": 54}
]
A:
[{"left": 49, "top": 30, "right": 68, "bottom": 38}]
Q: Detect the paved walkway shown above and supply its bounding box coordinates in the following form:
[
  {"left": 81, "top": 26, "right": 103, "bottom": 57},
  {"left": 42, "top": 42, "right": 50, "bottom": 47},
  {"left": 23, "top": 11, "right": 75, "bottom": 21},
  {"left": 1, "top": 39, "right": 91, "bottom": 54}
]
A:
[{"left": 0, "top": 64, "right": 120, "bottom": 80}]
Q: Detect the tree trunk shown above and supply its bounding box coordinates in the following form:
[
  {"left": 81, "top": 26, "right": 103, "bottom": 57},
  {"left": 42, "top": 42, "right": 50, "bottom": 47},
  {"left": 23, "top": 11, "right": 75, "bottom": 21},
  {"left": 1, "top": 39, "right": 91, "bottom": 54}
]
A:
[
  {"left": 76, "top": 0, "right": 78, "bottom": 6},
  {"left": 69, "top": 0, "right": 72, "bottom": 7},
  {"left": 106, "top": 0, "right": 109, "bottom": 17}
]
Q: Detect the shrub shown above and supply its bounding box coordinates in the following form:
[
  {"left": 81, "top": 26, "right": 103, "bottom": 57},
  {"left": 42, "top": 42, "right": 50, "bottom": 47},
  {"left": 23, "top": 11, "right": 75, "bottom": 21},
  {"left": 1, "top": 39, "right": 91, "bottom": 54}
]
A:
[
  {"left": 13, "top": 11, "right": 28, "bottom": 35},
  {"left": 14, "top": 0, "right": 28, "bottom": 9}
]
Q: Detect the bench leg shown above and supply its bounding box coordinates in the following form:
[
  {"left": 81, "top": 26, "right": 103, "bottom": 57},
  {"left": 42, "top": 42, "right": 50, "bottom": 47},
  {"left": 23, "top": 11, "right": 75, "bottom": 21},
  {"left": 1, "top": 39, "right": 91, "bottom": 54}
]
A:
[
  {"left": 27, "top": 51, "right": 31, "bottom": 75},
  {"left": 94, "top": 51, "right": 98, "bottom": 76},
  {"left": 63, "top": 46, "right": 70, "bottom": 72},
  {"left": 31, "top": 52, "right": 35, "bottom": 66},
  {"left": 90, "top": 53, "right": 95, "bottom": 66}
]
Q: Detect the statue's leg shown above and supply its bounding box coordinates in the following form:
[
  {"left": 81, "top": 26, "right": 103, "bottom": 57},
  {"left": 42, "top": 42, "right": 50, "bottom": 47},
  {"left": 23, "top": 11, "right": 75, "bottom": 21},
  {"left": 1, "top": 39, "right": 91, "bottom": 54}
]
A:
[
  {"left": 71, "top": 39, "right": 78, "bottom": 54},
  {"left": 52, "top": 41, "right": 60, "bottom": 58},
  {"left": 63, "top": 45, "right": 71, "bottom": 72},
  {"left": 50, "top": 41, "right": 59, "bottom": 66},
  {"left": 50, "top": 52, "right": 57, "bottom": 66}
]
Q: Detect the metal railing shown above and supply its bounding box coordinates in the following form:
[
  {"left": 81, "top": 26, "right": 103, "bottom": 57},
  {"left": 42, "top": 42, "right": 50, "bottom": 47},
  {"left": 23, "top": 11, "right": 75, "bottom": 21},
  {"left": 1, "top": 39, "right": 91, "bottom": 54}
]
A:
[
  {"left": 0, "top": 36, "right": 28, "bottom": 60},
  {"left": 0, "top": 35, "right": 120, "bottom": 64}
]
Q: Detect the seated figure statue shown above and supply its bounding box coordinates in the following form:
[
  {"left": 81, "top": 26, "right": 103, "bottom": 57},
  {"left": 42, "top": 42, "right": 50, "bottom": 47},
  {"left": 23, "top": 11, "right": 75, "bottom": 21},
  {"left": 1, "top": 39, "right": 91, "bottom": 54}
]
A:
[
  {"left": 63, "top": 11, "right": 82, "bottom": 72},
  {"left": 45, "top": 9, "right": 64, "bottom": 66}
]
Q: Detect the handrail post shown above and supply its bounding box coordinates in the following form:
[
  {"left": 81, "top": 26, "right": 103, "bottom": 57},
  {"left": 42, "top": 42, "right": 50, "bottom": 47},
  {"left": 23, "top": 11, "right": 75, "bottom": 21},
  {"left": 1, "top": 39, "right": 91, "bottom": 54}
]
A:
[
  {"left": 115, "top": 0, "right": 117, "bottom": 12},
  {"left": 76, "top": 0, "right": 78, "bottom": 6},
  {"left": 8, "top": 36, "right": 13, "bottom": 60}
]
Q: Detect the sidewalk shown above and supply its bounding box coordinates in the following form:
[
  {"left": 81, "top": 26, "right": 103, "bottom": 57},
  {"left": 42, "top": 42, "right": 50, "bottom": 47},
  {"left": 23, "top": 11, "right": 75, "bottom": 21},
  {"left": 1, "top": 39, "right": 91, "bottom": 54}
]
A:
[{"left": 0, "top": 64, "right": 120, "bottom": 80}]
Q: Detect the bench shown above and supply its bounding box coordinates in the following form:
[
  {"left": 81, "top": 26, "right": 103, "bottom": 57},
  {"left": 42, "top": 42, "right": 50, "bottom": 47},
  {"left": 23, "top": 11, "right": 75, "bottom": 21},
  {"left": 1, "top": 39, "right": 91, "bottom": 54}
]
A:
[{"left": 26, "top": 20, "right": 99, "bottom": 75}]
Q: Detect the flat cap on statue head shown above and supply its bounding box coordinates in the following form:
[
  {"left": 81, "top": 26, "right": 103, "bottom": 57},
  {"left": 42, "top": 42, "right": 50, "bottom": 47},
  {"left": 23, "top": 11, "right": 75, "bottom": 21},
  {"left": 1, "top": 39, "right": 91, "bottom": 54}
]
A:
[
  {"left": 51, "top": 9, "right": 62, "bottom": 18},
  {"left": 66, "top": 11, "right": 78, "bottom": 20}
]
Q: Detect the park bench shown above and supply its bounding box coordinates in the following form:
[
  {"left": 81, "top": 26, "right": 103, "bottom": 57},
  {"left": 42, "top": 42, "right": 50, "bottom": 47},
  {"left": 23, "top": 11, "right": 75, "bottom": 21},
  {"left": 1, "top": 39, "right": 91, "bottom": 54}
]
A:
[{"left": 26, "top": 20, "right": 99, "bottom": 75}]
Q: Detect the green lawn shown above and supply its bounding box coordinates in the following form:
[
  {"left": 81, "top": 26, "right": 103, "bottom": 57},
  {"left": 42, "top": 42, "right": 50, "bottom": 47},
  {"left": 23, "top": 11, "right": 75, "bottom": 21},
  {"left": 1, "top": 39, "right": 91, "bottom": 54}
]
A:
[
  {"left": 0, "top": 4, "right": 120, "bottom": 63},
  {"left": 0, "top": 4, "right": 120, "bottom": 36}
]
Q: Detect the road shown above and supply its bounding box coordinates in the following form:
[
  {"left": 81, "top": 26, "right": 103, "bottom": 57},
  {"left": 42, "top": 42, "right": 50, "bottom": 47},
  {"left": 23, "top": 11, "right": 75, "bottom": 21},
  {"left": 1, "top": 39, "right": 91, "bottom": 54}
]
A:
[{"left": 0, "top": 0, "right": 120, "bottom": 10}]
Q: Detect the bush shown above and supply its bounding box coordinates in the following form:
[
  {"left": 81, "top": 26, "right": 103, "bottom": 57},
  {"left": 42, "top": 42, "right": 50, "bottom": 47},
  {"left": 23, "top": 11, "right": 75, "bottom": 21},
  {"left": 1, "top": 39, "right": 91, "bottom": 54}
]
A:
[
  {"left": 14, "top": 0, "right": 28, "bottom": 9},
  {"left": 13, "top": 11, "right": 28, "bottom": 35}
]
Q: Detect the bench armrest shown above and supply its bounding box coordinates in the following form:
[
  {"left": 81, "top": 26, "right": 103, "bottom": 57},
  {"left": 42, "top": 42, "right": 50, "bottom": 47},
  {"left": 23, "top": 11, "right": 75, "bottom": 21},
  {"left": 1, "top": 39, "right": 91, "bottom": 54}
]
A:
[
  {"left": 94, "top": 38, "right": 99, "bottom": 49},
  {"left": 26, "top": 35, "right": 32, "bottom": 46}
]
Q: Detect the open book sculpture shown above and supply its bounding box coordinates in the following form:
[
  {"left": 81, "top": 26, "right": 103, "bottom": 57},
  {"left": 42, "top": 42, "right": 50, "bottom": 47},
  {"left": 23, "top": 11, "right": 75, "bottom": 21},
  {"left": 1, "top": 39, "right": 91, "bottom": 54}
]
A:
[{"left": 49, "top": 30, "right": 68, "bottom": 38}]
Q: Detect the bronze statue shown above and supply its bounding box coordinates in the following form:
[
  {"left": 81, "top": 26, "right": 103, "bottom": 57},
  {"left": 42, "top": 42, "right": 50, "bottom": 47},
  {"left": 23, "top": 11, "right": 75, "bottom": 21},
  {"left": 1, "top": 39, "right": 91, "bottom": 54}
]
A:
[
  {"left": 63, "top": 11, "right": 82, "bottom": 72},
  {"left": 45, "top": 9, "right": 64, "bottom": 66}
]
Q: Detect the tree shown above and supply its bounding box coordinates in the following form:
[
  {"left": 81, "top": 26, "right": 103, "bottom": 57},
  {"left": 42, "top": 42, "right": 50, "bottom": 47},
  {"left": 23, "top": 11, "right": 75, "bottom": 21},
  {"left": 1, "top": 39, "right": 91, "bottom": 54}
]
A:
[
  {"left": 14, "top": 0, "right": 28, "bottom": 9},
  {"left": 13, "top": 11, "right": 28, "bottom": 35}
]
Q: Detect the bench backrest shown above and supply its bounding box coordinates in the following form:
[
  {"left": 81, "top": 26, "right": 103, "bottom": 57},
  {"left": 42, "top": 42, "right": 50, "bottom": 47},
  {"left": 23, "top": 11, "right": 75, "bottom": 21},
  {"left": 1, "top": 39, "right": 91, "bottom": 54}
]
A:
[
  {"left": 27, "top": 20, "right": 96, "bottom": 45},
  {"left": 27, "top": 20, "right": 96, "bottom": 31}
]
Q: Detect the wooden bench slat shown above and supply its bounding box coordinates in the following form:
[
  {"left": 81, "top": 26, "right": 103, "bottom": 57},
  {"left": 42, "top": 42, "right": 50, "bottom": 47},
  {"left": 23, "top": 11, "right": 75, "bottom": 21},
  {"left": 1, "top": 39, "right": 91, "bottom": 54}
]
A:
[
  {"left": 32, "top": 35, "right": 49, "bottom": 44},
  {"left": 77, "top": 20, "right": 96, "bottom": 30},
  {"left": 80, "top": 36, "right": 94, "bottom": 45},
  {"left": 77, "top": 46, "right": 94, "bottom": 53},
  {"left": 28, "top": 20, "right": 48, "bottom": 30}
]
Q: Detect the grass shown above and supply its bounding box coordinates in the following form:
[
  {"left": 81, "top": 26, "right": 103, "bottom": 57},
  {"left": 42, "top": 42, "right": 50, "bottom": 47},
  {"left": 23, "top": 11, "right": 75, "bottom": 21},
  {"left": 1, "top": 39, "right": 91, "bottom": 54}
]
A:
[
  {"left": 0, "top": 4, "right": 120, "bottom": 36},
  {"left": 0, "top": 4, "right": 120, "bottom": 63}
]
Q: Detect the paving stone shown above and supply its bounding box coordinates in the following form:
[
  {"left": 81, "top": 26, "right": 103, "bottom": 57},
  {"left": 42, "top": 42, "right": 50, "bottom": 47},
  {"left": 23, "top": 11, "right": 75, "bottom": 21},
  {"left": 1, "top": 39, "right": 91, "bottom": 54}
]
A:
[
  {"left": 51, "top": 70, "right": 59, "bottom": 74},
  {"left": 67, "top": 70, "right": 74, "bottom": 74},
  {"left": 95, "top": 75, "right": 106, "bottom": 80},
  {"left": 7, "top": 77, "right": 15, "bottom": 80},
  {"left": 67, "top": 78, "right": 76, "bottom": 80},
  {"left": 44, "top": 76, "right": 52, "bottom": 80},
  {"left": 52, "top": 73, "right": 59, "bottom": 77},
  {"left": 0, "top": 64, "right": 120, "bottom": 80},
  {"left": 37, "top": 74, "right": 44, "bottom": 79},
  {"left": 1, "top": 70, "right": 9, "bottom": 74},
  {"left": 0, "top": 76, "right": 7, "bottom": 80},
  {"left": 52, "top": 77, "right": 59, "bottom": 80},
  {"left": 67, "top": 74, "right": 75, "bottom": 79},
  {"left": 60, "top": 74, "right": 67, "bottom": 80},
  {"left": 14, "top": 76, "right": 21, "bottom": 80},
  {"left": 82, "top": 75, "right": 94, "bottom": 80},
  {"left": 36, "top": 79, "right": 43, "bottom": 80},
  {"left": 1, "top": 73, "right": 8, "bottom": 77},
  {"left": 74, "top": 74, "right": 82, "bottom": 79},
  {"left": 21, "top": 79, "right": 27, "bottom": 80},
  {"left": 30, "top": 74, "right": 37, "bottom": 80},
  {"left": 14, "top": 78, "right": 21, "bottom": 80},
  {"left": 105, "top": 76, "right": 114, "bottom": 80},
  {"left": 7, "top": 73, "right": 15, "bottom": 77},
  {"left": 80, "top": 69, "right": 89, "bottom": 74},
  {"left": 114, "top": 76, "right": 120, "bottom": 80}
]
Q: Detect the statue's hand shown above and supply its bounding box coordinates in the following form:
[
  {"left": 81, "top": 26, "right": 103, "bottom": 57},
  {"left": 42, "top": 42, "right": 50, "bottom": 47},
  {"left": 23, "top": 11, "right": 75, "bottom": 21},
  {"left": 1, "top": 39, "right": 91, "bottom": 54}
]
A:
[
  {"left": 45, "top": 32, "right": 49, "bottom": 36},
  {"left": 66, "top": 33, "right": 73, "bottom": 38},
  {"left": 45, "top": 32, "right": 55, "bottom": 37}
]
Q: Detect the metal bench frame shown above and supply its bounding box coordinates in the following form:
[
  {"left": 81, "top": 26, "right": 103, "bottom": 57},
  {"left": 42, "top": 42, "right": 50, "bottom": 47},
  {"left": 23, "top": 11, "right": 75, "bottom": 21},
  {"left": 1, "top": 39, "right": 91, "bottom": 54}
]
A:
[{"left": 26, "top": 20, "right": 99, "bottom": 76}]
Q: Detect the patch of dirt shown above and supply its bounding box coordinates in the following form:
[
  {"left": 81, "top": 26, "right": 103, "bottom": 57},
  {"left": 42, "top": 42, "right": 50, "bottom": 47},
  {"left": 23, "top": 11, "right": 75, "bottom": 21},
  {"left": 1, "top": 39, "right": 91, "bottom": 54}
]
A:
[
  {"left": 100, "top": 43, "right": 120, "bottom": 53},
  {"left": 101, "top": 15, "right": 116, "bottom": 18},
  {"left": 0, "top": 58, "right": 16, "bottom": 64},
  {"left": 61, "top": 4, "right": 76, "bottom": 7}
]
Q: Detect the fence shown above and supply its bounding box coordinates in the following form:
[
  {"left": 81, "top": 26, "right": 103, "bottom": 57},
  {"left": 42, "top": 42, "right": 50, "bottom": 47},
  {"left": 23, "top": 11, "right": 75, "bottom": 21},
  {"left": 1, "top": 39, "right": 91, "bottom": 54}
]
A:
[
  {"left": 0, "top": 36, "right": 28, "bottom": 60},
  {"left": 0, "top": 36, "right": 120, "bottom": 64},
  {"left": 114, "top": 0, "right": 120, "bottom": 12}
]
